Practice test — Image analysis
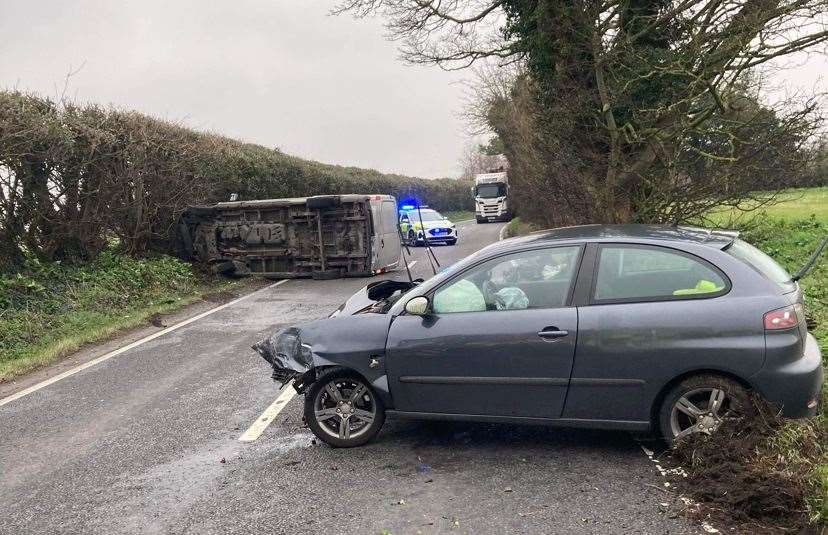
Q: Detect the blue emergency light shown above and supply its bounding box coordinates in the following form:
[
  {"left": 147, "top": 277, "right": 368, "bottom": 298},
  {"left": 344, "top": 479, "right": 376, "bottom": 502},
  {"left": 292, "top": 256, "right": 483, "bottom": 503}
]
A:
[{"left": 399, "top": 198, "right": 418, "bottom": 211}]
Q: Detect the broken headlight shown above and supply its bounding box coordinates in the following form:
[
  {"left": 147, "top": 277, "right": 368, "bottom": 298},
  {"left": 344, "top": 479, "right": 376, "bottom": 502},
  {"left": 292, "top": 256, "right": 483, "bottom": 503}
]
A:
[{"left": 253, "top": 327, "right": 314, "bottom": 373}]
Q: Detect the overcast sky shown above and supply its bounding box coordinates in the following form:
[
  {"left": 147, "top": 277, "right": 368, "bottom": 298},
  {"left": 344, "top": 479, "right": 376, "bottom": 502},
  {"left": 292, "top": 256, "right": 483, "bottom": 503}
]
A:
[{"left": 1, "top": 1, "right": 825, "bottom": 179}]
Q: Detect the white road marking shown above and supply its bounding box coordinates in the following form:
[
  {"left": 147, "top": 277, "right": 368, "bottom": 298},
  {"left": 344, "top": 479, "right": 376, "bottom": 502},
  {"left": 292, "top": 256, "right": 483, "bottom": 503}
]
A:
[
  {"left": 238, "top": 383, "right": 298, "bottom": 442},
  {"left": 407, "top": 260, "right": 418, "bottom": 268},
  {"left": 0, "top": 279, "right": 289, "bottom": 409}
]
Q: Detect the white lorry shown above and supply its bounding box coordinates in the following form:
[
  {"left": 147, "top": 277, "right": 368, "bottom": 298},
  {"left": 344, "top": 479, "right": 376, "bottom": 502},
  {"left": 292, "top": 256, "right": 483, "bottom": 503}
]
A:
[{"left": 474, "top": 169, "right": 511, "bottom": 223}]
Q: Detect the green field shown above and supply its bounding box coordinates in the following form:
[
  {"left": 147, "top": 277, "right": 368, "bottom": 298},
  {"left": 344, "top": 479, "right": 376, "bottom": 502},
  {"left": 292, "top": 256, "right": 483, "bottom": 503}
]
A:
[{"left": 709, "top": 187, "right": 828, "bottom": 226}]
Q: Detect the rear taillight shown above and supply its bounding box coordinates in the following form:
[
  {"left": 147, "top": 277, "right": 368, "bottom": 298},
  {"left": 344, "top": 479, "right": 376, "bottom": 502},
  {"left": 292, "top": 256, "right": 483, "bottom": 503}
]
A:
[{"left": 764, "top": 305, "right": 799, "bottom": 330}]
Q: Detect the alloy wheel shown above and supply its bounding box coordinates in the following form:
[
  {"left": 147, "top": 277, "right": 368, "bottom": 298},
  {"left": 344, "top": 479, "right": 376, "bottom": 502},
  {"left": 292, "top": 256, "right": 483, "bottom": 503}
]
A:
[
  {"left": 313, "top": 378, "right": 377, "bottom": 441},
  {"left": 669, "top": 387, "right": 735, "bottom": 439}
]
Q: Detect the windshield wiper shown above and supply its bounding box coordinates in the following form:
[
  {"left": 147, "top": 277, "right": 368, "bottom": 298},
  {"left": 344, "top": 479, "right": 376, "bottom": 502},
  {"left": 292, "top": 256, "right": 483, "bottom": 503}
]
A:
[{"left": 791, "top": 235, "right": 828, "bottom": 282}]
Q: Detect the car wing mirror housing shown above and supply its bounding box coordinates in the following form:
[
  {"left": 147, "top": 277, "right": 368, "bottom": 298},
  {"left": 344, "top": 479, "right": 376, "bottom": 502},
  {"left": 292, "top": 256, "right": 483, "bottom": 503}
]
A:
[{"left": 404, "top": 296, "right": 430, "bottom": 316}]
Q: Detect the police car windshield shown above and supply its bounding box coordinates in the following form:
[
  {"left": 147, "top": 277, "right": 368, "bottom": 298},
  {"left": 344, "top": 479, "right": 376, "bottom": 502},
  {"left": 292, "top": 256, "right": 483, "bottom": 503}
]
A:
[{"left": 407, "top": 210, "right": 444, "bottom": 222}]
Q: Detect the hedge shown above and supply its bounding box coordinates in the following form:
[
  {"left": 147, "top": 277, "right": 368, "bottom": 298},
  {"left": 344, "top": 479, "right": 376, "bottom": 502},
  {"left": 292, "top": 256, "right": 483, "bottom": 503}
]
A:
[{"left": 0, "top": 90, "right": 472, "bottom": 271}]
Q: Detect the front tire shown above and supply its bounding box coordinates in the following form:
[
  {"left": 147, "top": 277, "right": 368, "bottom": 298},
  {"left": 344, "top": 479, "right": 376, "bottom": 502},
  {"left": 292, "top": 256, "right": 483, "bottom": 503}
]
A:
[
  {"left": 658, "top": 374, "right": 749, "bottom": 445},
  {"left": 304, "top": 368, "right": 385, "bottom": 448}
]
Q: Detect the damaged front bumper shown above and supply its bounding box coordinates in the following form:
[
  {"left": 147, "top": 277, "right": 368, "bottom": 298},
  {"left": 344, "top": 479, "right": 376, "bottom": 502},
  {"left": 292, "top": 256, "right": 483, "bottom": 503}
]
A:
[
  {"left": 252, "top": 311, "right": 396, "bottom": 406},
  {"left": 252, "top": 327, "right": 313, "bottom": 387}
]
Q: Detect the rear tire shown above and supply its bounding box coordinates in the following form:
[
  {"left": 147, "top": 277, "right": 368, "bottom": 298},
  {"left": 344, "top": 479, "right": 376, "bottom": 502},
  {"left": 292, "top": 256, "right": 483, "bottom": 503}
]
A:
[
  {"left": 304, "top": 368, "right": 385, "bottom": 448},
  {"left": 658, "top": 374, "right": 750, "bottom": 445},
  {"left": 446, "top": 238, "right": 457, "bottom": 245}
]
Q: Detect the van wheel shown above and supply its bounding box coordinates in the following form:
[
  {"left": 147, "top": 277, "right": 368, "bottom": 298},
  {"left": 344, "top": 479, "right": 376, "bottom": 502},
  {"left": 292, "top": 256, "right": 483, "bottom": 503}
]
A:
[
  {"left": 475, "top": 216, "right": 484, "bottom": 223},
  {"left": 658, "top": 375, "right": 749, "bottom": 445},
  {"left": 304, "top": 368, "right": 385, "bottom": 448},
  {"left": 446, "top": 239, "right": 457, "bottom": 245}
]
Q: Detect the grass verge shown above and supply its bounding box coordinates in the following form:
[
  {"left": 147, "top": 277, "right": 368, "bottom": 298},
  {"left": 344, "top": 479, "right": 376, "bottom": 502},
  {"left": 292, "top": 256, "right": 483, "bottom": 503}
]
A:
[
  {"left": 502, "top": 217, "right": 541, "bottom": 238},
  {"left": 0, "top": 251, "right": 241, "bottom": 382},
  {"left": 443, "top": 210, "right": 475, "bottom": 223}
]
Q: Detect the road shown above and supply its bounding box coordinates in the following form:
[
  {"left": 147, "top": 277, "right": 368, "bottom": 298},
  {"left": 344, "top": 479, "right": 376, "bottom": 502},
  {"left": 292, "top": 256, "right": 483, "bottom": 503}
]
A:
[{"left": 0, "top": 220, "right": 698, "bottom": 535}]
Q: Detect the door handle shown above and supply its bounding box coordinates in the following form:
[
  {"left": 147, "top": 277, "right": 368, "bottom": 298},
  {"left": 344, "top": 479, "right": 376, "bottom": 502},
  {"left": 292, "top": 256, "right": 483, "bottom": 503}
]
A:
[{"left": 537, "top": 329, "right": 569, "bottom": 339}]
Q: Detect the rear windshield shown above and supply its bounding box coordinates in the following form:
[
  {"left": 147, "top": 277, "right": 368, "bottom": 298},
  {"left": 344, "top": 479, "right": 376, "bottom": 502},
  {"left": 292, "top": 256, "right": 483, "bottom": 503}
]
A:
[{"left": 725, "top": 238, "right": 794, "bottom": 290}]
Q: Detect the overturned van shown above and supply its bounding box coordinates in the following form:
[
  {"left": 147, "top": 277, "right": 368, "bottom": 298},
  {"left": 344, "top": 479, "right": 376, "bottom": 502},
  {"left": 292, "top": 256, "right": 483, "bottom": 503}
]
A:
[{"left": 175, "top": 194, "right": 402, "bottom": 279}]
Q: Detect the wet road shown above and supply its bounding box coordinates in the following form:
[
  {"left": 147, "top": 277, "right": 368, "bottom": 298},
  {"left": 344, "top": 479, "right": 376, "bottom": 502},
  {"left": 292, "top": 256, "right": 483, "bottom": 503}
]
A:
[{"left": 0, "top": 220, "right": 698, "bottom": 534}]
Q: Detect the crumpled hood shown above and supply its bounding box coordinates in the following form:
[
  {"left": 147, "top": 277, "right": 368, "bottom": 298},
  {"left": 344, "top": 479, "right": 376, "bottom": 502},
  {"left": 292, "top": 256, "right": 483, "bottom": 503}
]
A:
[
  {"left": 330, "top": 279, "right": 418, "bottom": 317},
  {"left": 253, "top": 313, "right": 395, "bottom": 402}
]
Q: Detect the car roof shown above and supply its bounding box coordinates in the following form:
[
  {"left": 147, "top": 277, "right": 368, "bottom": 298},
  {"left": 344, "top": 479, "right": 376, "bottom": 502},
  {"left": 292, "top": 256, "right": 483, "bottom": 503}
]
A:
[
  {"left": 493, "top": 224, "right": 738, "bottom": 251},
  {"left": 402, "top": 208, "right": 439, "bottom": 214}
]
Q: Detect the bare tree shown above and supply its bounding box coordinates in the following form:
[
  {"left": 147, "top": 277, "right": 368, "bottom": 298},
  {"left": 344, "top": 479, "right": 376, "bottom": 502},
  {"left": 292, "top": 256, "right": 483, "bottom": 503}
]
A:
[{"left": 337, "top": 0, "right": 828, "bottom": 225}]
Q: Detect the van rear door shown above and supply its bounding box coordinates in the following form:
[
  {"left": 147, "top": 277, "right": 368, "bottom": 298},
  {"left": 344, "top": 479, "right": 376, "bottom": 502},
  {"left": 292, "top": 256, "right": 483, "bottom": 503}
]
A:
[
  {"left": 369, "top": 198, "right": 401, "bottom": 272},
  {"left": 379, "top": 199, "right": 401, "bottom": 271}
]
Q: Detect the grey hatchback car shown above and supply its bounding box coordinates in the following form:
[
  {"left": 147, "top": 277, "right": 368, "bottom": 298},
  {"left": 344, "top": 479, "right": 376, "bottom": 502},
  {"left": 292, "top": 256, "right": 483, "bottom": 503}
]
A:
[{"left": 254, "top": 225, "right": 823, "bottom": 447}]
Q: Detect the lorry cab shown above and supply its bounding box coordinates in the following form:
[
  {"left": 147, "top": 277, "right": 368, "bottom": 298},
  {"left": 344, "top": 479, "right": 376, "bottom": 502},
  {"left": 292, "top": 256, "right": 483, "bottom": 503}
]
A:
[{"left": 474, "top": 172, "right": 511, "bottom": 223}]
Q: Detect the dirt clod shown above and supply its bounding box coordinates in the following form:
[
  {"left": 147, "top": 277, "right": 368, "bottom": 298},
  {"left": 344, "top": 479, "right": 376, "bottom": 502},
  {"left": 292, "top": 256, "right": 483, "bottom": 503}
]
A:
[
  {"left": 149, "top": 313, "right": 165, "bottom": 327},
  {"left": 666, "top": 395, "right": 818, "bottom": 533}
]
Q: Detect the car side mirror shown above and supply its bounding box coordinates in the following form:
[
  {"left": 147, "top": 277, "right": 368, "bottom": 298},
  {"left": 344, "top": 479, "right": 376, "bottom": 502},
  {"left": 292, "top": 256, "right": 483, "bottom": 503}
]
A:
[{"left": 404, "top": 296, "right": 430, "bottom": 316}]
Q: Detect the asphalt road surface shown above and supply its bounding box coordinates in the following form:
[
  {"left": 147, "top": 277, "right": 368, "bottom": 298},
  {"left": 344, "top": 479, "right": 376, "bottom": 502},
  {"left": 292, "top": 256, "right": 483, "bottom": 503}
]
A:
[{"left": 0, "top": 220, "right": 700, "bottom": 535}]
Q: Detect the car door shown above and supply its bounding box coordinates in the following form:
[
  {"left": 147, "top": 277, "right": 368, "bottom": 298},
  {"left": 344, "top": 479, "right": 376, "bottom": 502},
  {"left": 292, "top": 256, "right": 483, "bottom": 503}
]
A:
[
  {"left": 562, "top": 243, "right": 763, "bottom": 424},
  {"left": 385, "top": 245, "right": 584, "bottom": 419}
]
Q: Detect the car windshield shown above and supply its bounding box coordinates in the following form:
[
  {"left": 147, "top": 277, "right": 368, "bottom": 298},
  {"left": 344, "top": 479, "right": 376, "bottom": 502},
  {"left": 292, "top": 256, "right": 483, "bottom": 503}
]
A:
[
  {"left": 725, "top": 238, "right": 794, "bottom": 291},
  {"left": 406, "top": 210, "right": 444, "bottom": 222},
  {"left": 476, "top": 184, "right": 505, "bottom": 198}
]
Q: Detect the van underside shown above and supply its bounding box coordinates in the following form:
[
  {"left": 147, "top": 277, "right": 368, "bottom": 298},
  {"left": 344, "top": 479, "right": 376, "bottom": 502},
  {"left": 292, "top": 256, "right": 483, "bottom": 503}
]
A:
[{"left": 176, "top": 195, "right": 378, "bottom": 278}]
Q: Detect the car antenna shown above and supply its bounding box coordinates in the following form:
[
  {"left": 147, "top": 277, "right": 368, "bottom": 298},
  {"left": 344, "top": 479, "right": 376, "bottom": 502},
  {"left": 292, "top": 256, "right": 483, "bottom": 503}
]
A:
[
  {"left": 791, "top": 235, "right": 828, "bottom": 282},
  {"left": 396, "top": 222, "right": 415, "bottom": 284},
  {"left": 415, "top": 203, "right": 440, "bottom": 275}
]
